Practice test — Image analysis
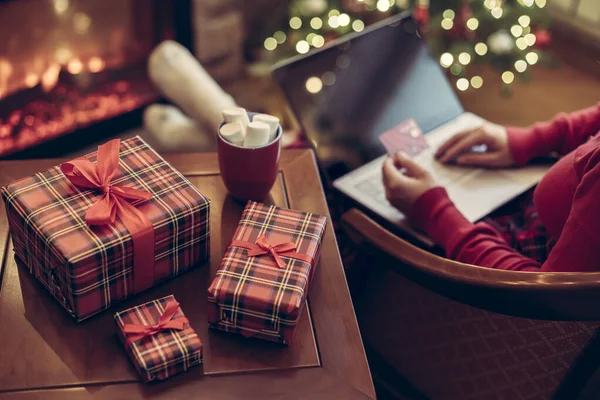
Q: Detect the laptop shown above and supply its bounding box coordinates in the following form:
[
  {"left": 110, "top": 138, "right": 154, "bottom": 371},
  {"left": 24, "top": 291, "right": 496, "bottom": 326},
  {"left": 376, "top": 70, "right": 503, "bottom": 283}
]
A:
[{"left": 272, "top": 13, "right": 551, "bottom": 245}]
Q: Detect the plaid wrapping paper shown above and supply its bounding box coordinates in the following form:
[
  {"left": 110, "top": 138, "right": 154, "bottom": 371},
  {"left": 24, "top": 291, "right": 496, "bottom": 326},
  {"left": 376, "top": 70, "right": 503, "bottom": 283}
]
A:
[
  {"left": 115, "top": 295, "right": 203, "bottom": 382},
  {"left": 2, "top": 136, "right": 210, "bottom": 321},
  {"left": 207, "top": 201, "right": 326, "bottom": 345}
]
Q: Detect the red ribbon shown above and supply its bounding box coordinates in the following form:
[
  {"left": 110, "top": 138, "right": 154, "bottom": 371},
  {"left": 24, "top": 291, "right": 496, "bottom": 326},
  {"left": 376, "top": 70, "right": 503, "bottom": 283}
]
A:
[
  {"left": 60, "top": 139, "right": 155, "bottom": 293},
  {"left": 122, "top": 301, "right": 189, "bottom": 346},
  {"left": 231, "top": 234, "right": 313, "bottom": 269}
]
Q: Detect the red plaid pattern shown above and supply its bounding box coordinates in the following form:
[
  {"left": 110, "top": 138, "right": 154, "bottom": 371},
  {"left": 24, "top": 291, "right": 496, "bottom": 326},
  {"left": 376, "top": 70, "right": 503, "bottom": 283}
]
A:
[
  {"left": 484, "top": 188, "right": 553, "bottom": 263},
  {"left": 114, "top": 295, "right": 203, "bottom": 382},
  {"left": 207, "top": 201, "right": 326, "bottom": 345},
  {"left": 2, "top": 136, "right": 210, "bottom": 321}
]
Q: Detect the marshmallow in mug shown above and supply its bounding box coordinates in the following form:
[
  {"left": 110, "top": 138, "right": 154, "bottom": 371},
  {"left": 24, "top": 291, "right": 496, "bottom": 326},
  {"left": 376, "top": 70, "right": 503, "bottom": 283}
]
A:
[
  {"left": 252, "top": 114, "right": 280, "bottom": 142},
  {"left": 219, "top": 122, "right": 245, "bottom": 146},
  {"left": 243, "top": 121, "right": 271, "bottom": 148},
  {"left": 222, "top": 107, "right": 250, "bottom": 131}
]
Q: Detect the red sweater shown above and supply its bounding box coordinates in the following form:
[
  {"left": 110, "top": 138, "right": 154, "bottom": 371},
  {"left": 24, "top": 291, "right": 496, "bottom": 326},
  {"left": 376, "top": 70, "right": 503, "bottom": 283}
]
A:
[{"left": 410, "top": 103, "right": 600, "bottom": 271}]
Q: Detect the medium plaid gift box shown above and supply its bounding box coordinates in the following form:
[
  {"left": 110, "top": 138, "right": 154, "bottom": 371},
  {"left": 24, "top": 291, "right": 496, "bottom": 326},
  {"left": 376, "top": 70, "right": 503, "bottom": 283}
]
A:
[
  {"left": 2, "top": 137, "right": 210, "bottom": 321},
  {"left": 207, "top": 201, "right": 326, "bottom": 345},
  {"left": 115, "top": 295, "right": 203, "bottom": 382}
]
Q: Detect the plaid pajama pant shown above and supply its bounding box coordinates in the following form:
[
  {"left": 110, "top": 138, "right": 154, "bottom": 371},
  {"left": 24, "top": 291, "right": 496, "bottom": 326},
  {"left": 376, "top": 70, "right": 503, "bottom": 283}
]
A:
[{"left": 483, "top": 188, "right": 553, "bottom": 263}]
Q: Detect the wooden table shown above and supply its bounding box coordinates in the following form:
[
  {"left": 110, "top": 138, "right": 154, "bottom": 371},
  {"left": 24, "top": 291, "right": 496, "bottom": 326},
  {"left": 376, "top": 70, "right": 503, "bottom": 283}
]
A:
[{"left": 0, "top": 150, "right": 375, "bottom": 399}]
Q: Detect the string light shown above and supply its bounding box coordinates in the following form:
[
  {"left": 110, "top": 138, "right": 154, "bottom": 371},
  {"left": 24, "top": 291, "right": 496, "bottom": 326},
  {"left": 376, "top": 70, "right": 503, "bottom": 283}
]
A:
[
  {"left": 519, "top": 15, "right": 531, "bottom": 27},
  {"left": 53, "top": 0, "right": 69, "bottom": 14},
  {"left": 352, "top": 20, "right": 365, "bottom": 32},
  {"left": 524, "top": 33, "right": 536, "bottom": 46},
  {"left": 443, "top": 9, "right": 455, "bottom": 19},
  {"left": 475, "top": 42, "right": 488, "bottom": 56},
  {"left": 264, "top": 37, "right": 277, "bottom": 51},
  {"left": 377, "top": 0, "right": 390, "bottom": 12},
  {"left": 526, "top": 51, "right": 539, "bottom": 65},
  {"left": 511, "top": 25, "right": 523, "bottom": 37},
  {"left": 322, "top": 71, "right": 336, "bottom": 86},
  {"left": 523, "top": 26, "right": 531, "bottom": 35},
  {"left": 273, "top": 31, "right": 286, "bottom": 44},
  {"left": 296, "top": 40, "right": 310, "bottom": 54},
  {"left": 290, "top": 17, "right": 302, "bottom": 29},
  {"left": 502, "top": 71, "right": 515, "bottom": 84},
  {"left": 458, "top": 52, "right": 471, "bottom": 65},
  {"left": 535, "top": 0, "right": 546, "bottom": 7},
  {"left": 491, "top": 7, "right": 503, "bottom": 19},
  {"left": 471, "top": 76, "right": 484, "bottom": 89},
  {"left": 307, "top": 33, "right": 317, "bottom": 43},
  {"left": 328, "top": 15, "right": 339, "bottom": 28},
  {"left": 523, "top": 0, "right": 534, "bottom": 6},
  {"left": 329, "top": 9, "right": 340, "bottom": 17},
  {"left": 456, "top": 78, "right": 469, "bottom": 91},
  {"left": 516, "top": 37, "right": 528, "bottom": 50},
  {"left": 467, "top": 18, "right": 479, "bottom": 30},
  {"left": 440, "top": 53, "right": 454, "bottom": 68},
  {"left": 305, "top": 77, "right": 323, "bottom": 94},
  {"left": 312, "top": 35, "right": 325, "bottom": 48},
  {"left": 441, "top": 18, "right": 454, "bottom": 30},
  {"left": 338, "top": 13, "right": 350, "bottom": 27},
  {"left": 310, "top": 17, "right": 323, "bottom": 30},
  {"left": 515, "top": 60, "right": 528, "bottom": 72},
  {"left": 484, "top": 0, "right": 497, "bottom": 10},
  {"left": 450, "top": 65, "right": 462, "bottom": 76}
]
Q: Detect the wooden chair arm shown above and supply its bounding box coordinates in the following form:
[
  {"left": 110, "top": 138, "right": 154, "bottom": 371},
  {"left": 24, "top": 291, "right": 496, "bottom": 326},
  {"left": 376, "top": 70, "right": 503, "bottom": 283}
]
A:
[{"left": 340, "top": 208, "right": 600, "bottom": 322}]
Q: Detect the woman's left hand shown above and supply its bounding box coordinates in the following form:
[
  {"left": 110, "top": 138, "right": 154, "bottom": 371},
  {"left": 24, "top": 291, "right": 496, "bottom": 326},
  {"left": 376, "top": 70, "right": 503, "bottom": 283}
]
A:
[{"left": 382, "top": 152, "right": 438, "bottom": 216}]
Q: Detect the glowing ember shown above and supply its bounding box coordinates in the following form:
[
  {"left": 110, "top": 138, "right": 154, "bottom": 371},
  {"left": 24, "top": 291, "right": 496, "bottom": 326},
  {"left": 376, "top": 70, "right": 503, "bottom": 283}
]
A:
[
  {"left": 0, "top": 68, "right": 157, "bottom": 157},
  {"left": 88, "top": 57, "right": 105, "bottom": 73},
  {"left": 41, "top": 64, "right": 61, "bottom": 92},
  {"left": 24, "top": 74, "right": 39, "bottom": 88},
  {"left": 67, "top": 59, "right": 83, "bottom": 75}
]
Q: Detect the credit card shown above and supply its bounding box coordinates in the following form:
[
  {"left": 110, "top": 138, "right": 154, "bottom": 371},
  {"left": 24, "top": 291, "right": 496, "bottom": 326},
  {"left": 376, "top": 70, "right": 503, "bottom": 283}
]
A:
[{"left": 378, "top": 119, "right": 428, "bottom": 157}]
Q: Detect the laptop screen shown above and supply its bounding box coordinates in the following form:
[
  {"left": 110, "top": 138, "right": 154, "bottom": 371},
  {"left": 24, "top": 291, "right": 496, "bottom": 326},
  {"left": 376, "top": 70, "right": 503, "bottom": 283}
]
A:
[{"left": 272, "top": 14, "right": 464, "bottom": 178}]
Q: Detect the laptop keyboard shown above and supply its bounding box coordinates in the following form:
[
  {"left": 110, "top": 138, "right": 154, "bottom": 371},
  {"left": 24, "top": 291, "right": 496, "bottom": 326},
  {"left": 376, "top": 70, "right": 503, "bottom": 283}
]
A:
[
  {"left": 355, "top": 176, "right": 388, "bottom": 203},
  {"left": 354, "top": 149, "right": 468, "bottom": 203},
  {"left": 414, "top": 149, "right": 467, "bottom": 186}
]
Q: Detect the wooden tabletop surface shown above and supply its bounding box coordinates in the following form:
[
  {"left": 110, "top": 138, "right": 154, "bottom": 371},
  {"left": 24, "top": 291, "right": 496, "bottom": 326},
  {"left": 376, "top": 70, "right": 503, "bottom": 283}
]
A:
[{"left": 0, "top": 149, "right": 375, "bottom": 399}]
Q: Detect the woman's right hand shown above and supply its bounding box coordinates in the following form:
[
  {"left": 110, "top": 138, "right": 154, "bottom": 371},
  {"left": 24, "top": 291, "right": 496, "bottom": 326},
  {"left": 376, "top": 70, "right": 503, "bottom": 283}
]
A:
[{"left": 435, "top": 122, "right": 515, "bottom": 168}]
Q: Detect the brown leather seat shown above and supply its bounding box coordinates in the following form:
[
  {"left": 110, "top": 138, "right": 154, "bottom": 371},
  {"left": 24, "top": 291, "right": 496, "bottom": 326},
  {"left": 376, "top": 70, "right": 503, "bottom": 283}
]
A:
[{"left": 342, "top": 208, "right": 600, "bottom": 400}]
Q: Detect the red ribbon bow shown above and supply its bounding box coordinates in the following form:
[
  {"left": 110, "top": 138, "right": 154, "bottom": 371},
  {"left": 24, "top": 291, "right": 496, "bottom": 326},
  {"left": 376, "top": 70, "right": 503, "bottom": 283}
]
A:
[
  {"left": 122, "top": 301, "right": 189, "bottom": 346},
  {"left": 60, "top": 139, "right": 155, "bottom": 293},
  {"left": 232, "top": 234, "right": 312, "bottom": 269}
]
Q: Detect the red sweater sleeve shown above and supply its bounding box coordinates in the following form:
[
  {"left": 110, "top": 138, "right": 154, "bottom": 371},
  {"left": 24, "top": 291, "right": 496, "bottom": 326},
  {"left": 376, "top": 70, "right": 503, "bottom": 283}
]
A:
[
  {"left": 411, "top": 164, "right": 600, "bottom": 271},
  {"left": 507, "top": 102, "right": 600, "bottom": 165}
]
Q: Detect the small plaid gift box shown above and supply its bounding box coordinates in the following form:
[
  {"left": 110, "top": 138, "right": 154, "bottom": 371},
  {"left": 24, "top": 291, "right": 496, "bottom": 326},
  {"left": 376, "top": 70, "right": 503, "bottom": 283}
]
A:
[
  {"left": 208, "top": 201, "right": 326, "bottom": 345},
  {"left": 2, "top": 137, "right": 210, "bottom": 321},
  {"left": 115, "top": 295, "right": 203, "bottom": 382}
]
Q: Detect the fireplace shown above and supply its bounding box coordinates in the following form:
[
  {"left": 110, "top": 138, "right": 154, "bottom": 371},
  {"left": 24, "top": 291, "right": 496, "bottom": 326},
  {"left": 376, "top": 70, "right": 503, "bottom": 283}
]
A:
[{"left": 0, "top": 0, "right": 190, "bottom": 158}]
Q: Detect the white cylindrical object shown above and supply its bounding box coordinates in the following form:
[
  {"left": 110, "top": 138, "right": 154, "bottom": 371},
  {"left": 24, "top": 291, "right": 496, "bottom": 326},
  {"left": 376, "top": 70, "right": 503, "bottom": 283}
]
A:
[
  {"left": 243, "top": 121, "right": 270, "bottom": 148},
  {"left": 148, "top": 40, "right": 236, "bottom": 131},
  {"left": 222, "top": 107, "right": 250, "bottom": 131},
  {"left": 252, "top": 114, "right": 279, "bottom": 142},
  {"left": 220, "top": 122, "right": 245, "bottom": 146},
  {"left": 143, "top": 104, "right": 216, "bottom": 153}
]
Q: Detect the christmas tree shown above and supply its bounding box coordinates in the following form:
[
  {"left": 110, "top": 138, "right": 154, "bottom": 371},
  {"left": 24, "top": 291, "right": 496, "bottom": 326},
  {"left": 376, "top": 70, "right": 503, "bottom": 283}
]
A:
[{"left": 260, "top": 0, "right": 553, "bottom": 94}]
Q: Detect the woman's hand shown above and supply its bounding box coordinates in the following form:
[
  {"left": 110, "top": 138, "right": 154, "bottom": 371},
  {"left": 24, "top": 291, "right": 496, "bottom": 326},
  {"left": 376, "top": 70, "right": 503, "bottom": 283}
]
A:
[
  {"left": 435, "top": 122, "right": 515, "bottom": 167},
  {"left": 382, "top": 152, "right": 438, "bottom": 216}
]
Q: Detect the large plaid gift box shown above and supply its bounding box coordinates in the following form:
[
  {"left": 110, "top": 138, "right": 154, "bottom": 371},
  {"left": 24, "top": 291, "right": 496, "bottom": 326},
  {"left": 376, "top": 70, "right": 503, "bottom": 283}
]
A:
[
  {"left": 115, "top": 295, "right": 203, "bottom": 382},
  {"left": 2, "top": 137, "right": 210, "bottom": 321},
  {"left": 207, "top": 201, "right": 326, "bottom": 344}
]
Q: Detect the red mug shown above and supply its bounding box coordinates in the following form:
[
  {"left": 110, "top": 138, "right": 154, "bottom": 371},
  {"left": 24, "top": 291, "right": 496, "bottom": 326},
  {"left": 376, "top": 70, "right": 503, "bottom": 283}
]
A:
[{"left": 218, "top": 112, "right": 282, "bottom": 202}]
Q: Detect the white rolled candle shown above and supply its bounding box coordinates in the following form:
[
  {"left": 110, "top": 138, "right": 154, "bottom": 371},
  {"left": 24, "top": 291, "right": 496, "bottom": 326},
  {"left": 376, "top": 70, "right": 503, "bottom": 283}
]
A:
[
  {"left": 243, "top": 121, "right": 270, "bottom": 148},
  {"left": 222, "top": 107, "right": 250, "bottom": 131},
  {"left": 252, "top": 114, "right": 279, "bottom": 142},
  {"left": 219, "top": 122, "right": 245, "bottom": 146}
]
